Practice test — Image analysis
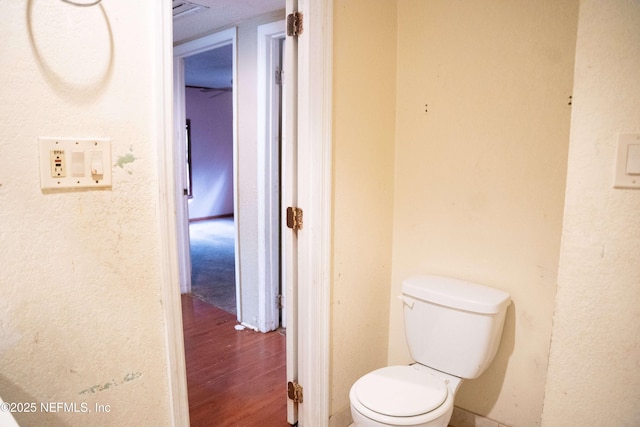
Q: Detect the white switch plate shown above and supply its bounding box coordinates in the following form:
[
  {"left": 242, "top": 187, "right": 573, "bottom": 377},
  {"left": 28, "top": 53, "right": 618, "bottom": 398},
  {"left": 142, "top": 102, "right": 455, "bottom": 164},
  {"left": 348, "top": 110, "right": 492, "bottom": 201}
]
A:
[
  {"left": 614, "top": 133, "right": 640, "bottom": 189},
  {"left": 38, "top": 137, "right": 112, "bottom": 190}
]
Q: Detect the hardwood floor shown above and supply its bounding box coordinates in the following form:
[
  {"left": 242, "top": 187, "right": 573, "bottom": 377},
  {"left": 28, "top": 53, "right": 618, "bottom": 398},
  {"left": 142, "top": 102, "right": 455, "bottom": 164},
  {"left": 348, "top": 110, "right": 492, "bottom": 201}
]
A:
[{"left": 182, "top": 294, "right": 289, "bottom": 427}]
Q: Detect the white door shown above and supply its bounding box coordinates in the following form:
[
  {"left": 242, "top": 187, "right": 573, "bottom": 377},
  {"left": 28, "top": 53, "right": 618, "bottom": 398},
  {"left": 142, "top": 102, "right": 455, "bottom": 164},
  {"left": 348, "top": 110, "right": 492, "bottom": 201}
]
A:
[{"left": 283, "top": 1, "right": 300, "bottom": 424}]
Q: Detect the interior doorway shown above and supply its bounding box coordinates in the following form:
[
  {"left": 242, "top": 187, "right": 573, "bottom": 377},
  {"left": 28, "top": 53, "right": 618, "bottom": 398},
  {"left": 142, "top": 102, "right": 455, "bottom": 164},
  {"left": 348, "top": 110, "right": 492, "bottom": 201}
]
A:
[
  {"left": 183, "top": 44, "right": 237, "bottom": 316},
  {"left": 161, "top": 2, "right": 333, "bottom": 424},
  {"left": 174, "top": 24, "right": 286, "bottom": 332},
  {"left": 173, "top": 23, "right": 289, "bottom": 425}
]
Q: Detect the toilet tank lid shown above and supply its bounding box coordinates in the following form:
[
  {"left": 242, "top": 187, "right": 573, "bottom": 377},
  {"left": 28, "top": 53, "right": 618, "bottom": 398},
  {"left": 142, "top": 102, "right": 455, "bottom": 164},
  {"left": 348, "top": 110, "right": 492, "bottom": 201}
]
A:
[{"left": 402, "top": 275, "right": 511, "bottom": 314}]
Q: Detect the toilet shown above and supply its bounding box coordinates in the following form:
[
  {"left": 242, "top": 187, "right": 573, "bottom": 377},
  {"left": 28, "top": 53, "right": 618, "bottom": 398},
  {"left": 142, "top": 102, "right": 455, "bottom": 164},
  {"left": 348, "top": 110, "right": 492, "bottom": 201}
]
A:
[{"left": 350, "top": 275, "right": 511, "bottom": 427}]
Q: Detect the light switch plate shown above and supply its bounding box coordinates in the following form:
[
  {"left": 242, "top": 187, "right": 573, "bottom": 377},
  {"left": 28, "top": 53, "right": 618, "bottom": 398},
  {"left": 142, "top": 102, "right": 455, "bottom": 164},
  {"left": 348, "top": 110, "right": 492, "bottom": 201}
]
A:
[
  {"left": 38, "top": 137, "right": 112, "bottom": 190},
  {"left": 614, "top": 133, "right": 640, "bottom": 189}
]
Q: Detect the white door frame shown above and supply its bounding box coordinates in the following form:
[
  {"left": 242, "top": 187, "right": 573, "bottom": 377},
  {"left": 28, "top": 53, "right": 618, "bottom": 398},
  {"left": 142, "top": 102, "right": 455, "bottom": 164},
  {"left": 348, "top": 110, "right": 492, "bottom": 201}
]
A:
[
  {"left": 257, "top": 20, "right": 286, "bottom": 333},
  {"left": 293, "top": 0, "right": 332, "bottom": 424},
  {"left": 156, "top": 3, "right": 190, "bottom": 425},
  {"left": 156, "top": 1, "right": 333, "bottom": 425},
  {"left": 172, "top": 28, "right": 241, "bottom": 320}
]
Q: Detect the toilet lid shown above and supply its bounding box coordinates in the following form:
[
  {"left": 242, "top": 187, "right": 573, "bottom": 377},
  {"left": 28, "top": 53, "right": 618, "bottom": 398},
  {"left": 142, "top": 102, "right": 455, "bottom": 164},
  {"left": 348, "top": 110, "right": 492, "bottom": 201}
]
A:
[{"left": 354, "top": 366, "right": 448, "bottom": 417}]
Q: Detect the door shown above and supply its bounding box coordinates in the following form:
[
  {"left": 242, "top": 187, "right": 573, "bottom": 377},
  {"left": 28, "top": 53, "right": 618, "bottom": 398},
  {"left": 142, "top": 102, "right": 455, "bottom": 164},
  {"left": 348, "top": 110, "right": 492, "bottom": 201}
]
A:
[{"left": 284, "top": 0, "right": 299, "bottom": 423}]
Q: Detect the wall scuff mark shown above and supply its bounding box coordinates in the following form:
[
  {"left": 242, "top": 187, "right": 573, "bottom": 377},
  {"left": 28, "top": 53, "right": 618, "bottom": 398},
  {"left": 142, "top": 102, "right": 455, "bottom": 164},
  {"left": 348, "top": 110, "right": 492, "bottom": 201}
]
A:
[
  {"left": 114, "top": 146, "right": 137, "bottom": 175},
  {"left": 79, "top": 372, "right": 143, "bottom": 395}
]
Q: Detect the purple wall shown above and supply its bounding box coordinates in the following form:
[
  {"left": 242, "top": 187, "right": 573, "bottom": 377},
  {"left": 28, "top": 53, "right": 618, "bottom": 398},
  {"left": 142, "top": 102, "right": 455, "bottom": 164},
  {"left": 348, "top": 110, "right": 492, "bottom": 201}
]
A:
[{"left": 185, "top": 87, "right": 234, "bottom": 220}]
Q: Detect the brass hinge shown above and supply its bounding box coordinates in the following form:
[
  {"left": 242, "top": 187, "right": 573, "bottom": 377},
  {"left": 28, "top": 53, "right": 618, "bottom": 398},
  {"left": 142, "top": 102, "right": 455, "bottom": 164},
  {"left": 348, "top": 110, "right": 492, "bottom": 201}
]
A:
[
  {"left": 287, "top": 381, "right": 303, "bottom": 403},
  {"left": 277, "top": 294, "right": 283, "bottom": 309},
  {"left": 287, "top": 11, "right": 303, "bottom": 37},
  {"left": 286, "top": 206, "right": 303, "bottom": 230}
]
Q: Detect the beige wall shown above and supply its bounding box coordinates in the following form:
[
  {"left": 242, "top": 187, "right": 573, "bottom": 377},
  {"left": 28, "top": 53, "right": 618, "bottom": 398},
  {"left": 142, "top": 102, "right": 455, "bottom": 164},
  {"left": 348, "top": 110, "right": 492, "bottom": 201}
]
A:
[
  {"left": 330, "top": 0, "right": 397, "bottom": 418},
  {"left": 0, "top": 1, "right": 172, "bottom": 425},
  {"left": 388, "top": 1, "right": 578, "bottom": 426},
  {"left": 542, "top": 1, "right": 640, "bottom": 425}
]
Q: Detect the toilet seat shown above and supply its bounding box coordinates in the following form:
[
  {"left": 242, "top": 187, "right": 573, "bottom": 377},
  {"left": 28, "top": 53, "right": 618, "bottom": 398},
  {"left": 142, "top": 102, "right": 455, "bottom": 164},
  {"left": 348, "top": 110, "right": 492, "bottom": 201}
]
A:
[
  {"left": 350, "top": 365, "right": 454, "bottom": 426},
  {"left": 355, "top": 366, "right": 447, "bottom": 416}
]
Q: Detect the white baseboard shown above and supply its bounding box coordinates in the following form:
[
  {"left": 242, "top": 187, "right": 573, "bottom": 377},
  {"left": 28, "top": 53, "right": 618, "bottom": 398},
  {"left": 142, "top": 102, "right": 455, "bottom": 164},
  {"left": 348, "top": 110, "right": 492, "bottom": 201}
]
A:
[
  {"left": 329, "top": 405, "right": 353, "bottom": 427},
  {"left": 332, "top": 404, "right": 509, "bottom": 427},
  {"left": 449, "top": 406, "right": 510, "bottom": 427}
]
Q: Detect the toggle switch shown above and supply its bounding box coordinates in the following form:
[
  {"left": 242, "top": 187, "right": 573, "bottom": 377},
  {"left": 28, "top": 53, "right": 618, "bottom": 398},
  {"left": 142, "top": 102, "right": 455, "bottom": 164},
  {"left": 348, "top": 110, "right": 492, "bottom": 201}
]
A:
[{"left": 91, "top": 150, "right": 104, "bottom": 177}]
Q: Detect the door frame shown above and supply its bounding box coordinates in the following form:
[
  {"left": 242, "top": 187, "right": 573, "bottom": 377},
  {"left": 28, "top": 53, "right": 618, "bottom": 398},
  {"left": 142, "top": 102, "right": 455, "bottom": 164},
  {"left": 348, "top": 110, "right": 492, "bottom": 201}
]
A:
[
  {"left": 156, "top": 0, "right": 333, "bottom": 425},
  {"left": 257, "top": 20, "right": 286, "bottom": 333},
  {"left": 172, "top": 28, "right": 241, "bottom": 318},
  {"left": 292, "top": 1, "right": 332, "bottom": 423}
]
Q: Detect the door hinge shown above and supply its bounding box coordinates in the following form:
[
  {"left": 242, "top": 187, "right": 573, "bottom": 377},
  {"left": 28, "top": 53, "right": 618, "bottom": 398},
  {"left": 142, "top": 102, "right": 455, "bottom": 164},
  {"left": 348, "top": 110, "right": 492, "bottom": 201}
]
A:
[
  {"left": 287, "top": 381, "right": 304, "bottom": 404},
  {"left": 287, "top": 11, "right": 303, "bottom": 37},
  {"left": 277, "top": 294, "right": 284, "bottom": 309},
  {"left": 275, "top": 68, "right": 283, "bottom": 85},
  {"left": 286, "top": 206, "right": 303, "bottom": 230}
]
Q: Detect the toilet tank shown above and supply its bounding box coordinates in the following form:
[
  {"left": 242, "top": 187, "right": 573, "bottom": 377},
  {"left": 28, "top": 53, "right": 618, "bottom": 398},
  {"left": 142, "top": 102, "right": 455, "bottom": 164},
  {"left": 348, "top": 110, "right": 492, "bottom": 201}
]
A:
[{"left": 401, "top": 275, "right": 510, "bottom": 379}]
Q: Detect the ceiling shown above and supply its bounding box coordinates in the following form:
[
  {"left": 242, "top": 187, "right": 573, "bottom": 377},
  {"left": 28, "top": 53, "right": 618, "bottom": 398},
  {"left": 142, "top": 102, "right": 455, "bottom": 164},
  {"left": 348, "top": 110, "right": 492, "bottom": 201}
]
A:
[
  {"left": 173, "top": 0, "right": 285, "bottom": 90},
  {"left": 173, "top": 0, "right": 285, "bottom": 44}
]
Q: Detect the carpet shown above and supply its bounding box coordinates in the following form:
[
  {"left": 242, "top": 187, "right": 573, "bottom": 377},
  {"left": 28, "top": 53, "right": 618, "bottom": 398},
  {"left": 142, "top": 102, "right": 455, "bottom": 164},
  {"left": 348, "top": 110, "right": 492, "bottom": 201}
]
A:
[{"left": 189, "top": 217, "right": 237, "bottom": 315}]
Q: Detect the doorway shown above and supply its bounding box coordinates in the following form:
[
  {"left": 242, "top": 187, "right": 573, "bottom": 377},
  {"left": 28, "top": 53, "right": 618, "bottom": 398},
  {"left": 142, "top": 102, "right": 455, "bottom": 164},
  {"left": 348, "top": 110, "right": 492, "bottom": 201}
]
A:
[
  {"left": 159, "top": 2, "right": 332, "bottom": 424},
  {"left": 175, "top": 24, "right": 287, "bottom": 331},
  {"left": 173, "top": 20, "right": 289, "bottom": 426},
  {"left": 183, "top": 44, "right": 237, "bottom": 315}
]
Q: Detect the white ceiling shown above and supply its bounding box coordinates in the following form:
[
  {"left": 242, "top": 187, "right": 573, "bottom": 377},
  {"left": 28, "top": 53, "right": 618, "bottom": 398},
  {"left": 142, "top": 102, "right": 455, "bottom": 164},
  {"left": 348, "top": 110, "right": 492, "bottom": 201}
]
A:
[
  {"left": 173, "top": 0, "right": 285, "bottom": 90},
  {"left": 173, "top": 0, "right": 285, "bottom": 45}
]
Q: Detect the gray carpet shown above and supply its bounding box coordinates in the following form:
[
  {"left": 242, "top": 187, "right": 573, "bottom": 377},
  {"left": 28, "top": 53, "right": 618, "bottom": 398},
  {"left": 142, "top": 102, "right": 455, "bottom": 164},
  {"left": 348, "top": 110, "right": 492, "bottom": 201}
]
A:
[{"left": 189, "top": 217, "right": 237, "bottom": 315}]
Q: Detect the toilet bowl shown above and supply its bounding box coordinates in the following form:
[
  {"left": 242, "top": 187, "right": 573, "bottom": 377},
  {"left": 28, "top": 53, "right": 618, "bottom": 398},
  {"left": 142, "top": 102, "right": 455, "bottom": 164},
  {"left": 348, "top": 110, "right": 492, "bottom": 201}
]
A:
[
  {"left": 349, "top": 364, "right": 460, "bottom": 427},
  {"left": 349, "top": 275, "right": 511, "bottom": 427}
]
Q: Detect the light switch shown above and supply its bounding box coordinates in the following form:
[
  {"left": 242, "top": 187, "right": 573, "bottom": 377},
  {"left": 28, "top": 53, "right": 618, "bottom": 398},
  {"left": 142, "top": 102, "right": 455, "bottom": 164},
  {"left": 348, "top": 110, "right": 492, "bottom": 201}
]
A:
[
  {"left": 39, "top": 137, "right": 111, "bottom": 190},
  {"left": 91, "top": 150, "right": 104, "bottom": 177},
  {"left": 71, "top": 151, "right": 85, "bottom": 177},
  {"left": 614, "top": 133, "right": 640, "bottom": 189},
  {"left": 626, "top": 144, "right": 640, "bottom": 175}
]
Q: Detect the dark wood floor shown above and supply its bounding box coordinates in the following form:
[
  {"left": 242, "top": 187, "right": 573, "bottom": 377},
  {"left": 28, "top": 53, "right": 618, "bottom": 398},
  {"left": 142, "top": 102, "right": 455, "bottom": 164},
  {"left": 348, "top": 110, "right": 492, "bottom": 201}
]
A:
[{"left": 182, "top": 294, "right": 289, "bottom": 427}]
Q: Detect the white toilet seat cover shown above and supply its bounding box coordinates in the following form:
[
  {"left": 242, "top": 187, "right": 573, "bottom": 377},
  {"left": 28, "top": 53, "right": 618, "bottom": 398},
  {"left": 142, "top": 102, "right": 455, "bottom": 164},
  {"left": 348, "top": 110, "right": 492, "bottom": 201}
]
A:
[{"left": 354, "top": 366, "right": 448, "bottom": 417}]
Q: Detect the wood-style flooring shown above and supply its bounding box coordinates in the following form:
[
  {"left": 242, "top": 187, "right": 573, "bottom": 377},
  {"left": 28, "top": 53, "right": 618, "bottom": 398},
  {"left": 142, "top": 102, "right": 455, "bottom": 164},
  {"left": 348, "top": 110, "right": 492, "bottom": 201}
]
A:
[{"left": 182, "top": 294, "right": 289, "bottom": 427}]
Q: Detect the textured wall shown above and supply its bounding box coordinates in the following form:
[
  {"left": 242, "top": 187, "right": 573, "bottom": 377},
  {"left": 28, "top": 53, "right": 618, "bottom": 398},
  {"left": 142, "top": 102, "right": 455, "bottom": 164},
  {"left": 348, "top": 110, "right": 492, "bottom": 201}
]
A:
[
  {"left": 185, "top": 88, "right": 234, "bottom": 219},
  {"left": 388, "top": 1, "right": 578, "bottom": 426},
  {"left": 542, "top": 1, "right": 640, "bottom": 425},
  {"left": 330, "top": 0, "right": 397, "bottom": 418},
  {"left": 0, "top": 1, "right": 171, "bottom": 425}
]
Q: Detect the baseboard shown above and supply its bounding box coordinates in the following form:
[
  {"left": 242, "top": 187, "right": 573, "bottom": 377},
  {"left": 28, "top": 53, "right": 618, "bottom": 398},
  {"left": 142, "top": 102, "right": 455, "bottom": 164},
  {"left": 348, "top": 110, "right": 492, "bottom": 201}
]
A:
[
  {"left": 330, "top": 403, "right": 509, "bottom": 427},
  {"left": 329, "top": 405, "right": 353, "bottom": 427},
  {"left": 189, "top": 213, "right": 234, "bottom": 222},
  {"left": 449, "top": 406, "right": 510, "bottom": 427}
]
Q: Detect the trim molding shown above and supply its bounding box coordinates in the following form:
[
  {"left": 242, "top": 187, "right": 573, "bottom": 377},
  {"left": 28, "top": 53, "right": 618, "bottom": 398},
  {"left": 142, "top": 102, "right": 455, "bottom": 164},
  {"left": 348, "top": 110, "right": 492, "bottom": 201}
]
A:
[
  {"left": 257, "top": 19, "right": 287, "bottom": 333},
  {"left": 189, "top": 213, "right": 234, "bottom": 223},
  {"left": 450, "top": 407, "right": 510, "bottom": 427},
  {"left": 156, "top": 3, "right": 190, "bottom": 425},
  {"left": 297, "top": 0, "right": 333, "bottom": 425}
]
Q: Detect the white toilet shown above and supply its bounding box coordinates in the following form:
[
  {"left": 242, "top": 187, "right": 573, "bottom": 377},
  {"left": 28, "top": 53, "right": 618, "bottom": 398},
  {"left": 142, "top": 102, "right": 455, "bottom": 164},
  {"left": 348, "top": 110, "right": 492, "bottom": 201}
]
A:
[{"left": 350, "top": 275, "right": 511, "bottom": 427}]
